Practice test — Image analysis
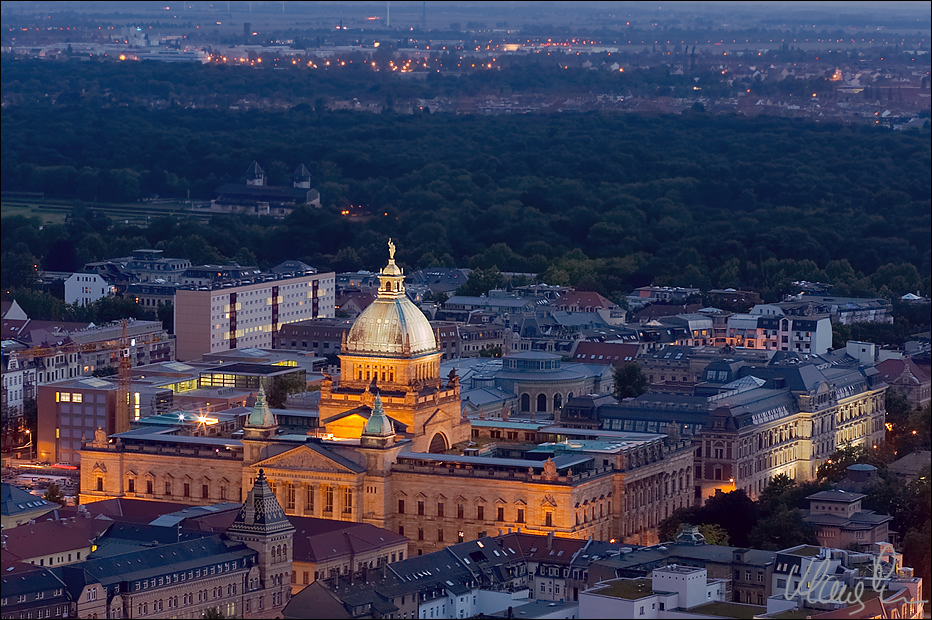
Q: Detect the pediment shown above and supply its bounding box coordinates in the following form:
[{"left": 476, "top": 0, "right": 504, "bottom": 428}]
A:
[
  {"left": 253, "top": 444, "right": 361, "bottom": 474},
  {"left": 422, "top": 407, "right": 453, "bottom": 430}
]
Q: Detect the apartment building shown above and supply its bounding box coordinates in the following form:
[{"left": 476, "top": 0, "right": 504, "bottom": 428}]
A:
[{"left": 174, "top": 270, "right": 335, "bottom": 361}]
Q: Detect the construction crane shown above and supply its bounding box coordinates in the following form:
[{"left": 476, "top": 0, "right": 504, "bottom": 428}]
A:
[
  {"left": 7, "top": 320, "right": 163, "bottom": 435},
  {"left": 115, "top": 320, "right": 132, "bottom": 434}
]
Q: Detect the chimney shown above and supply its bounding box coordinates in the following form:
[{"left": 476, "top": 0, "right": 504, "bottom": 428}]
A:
[{"left": 547, "top": 531, "right": 554, "bottom": 550}]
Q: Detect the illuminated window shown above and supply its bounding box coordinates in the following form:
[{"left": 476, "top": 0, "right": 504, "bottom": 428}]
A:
[{"left": 72, "top": 393, "right": 83, "bottom": 403}]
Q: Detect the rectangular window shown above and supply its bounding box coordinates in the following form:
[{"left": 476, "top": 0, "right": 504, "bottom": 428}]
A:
[
  {"left": 418, "top": 501, "right": 425, "bottom": 516},
  {"left": 477, "top": 506, "right": 484, "bottom": 521},
  {"left": 164, "top": 480, "right": 172, "bottom": 495},
  {"left": 343, "top": 487, "right": 352, "bottom": 513},
  {"left": 437, "top": 529, "right": 444, "bottom": 542},
  {"left": 324, "top": 486, "right": 333, "bottom": 512},
  {"left": 306, "top": 486, "right": 315, "bottom": 513},
  {"left": 437, "top": 502, "right": 444, "bottom": 517},
  {"left": 398, "top": 498, "right": 405, "bottom": 514},
  {"left": 146, "top": 480, "right": 153, "bottom": 495},
  {"left": 183, "top": 483, "right": 191, "bottom": 497},
  {"left": 127, "top": 479, "right": 135, "bottom": 493},
  {"left": 202, "top": 484, "right": 209, "bottom": 499},
  {"left": 497, "top": 506, "right": 504, "bottom": 521},
  {"left": 457, "top": 504, "right": 464, "bottom": 519},
  {"left": 517, "top": 508, "right": 525, "bottom": 523}
]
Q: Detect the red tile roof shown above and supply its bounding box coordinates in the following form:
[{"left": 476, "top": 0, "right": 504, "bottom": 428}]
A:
[
  {"left": 2, "top": 516, "right": 111, "bottom": 559},
  {"left": 60, "top": 498, "right": 194, "bottom": 524},
  {"left": 290, "top": 517, "right": 407, "bottom": 563},
  {"left": 876, "top": 357, "right": 931, "bottom": 385},
  {"left": 555, "top": 291, "right": 617, "bottom": 311}
]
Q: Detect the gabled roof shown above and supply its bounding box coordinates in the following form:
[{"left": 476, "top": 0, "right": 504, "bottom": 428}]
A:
[
  {"left": 1, "top": 482, "right": 59, "bottom": 520},
  {"left": 245, "top": 160, "right": 265, "bottom": 179},
  {"left": 293, "top": 162, "right": 312, "bottom": 181}
]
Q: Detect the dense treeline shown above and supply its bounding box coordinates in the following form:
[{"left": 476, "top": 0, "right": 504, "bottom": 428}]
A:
[
  {"left": 0, "top": 53, "right": 845, "bottom": 108},
  {"left": 1, "top": 66, "right": 929, "bottom": 303}
]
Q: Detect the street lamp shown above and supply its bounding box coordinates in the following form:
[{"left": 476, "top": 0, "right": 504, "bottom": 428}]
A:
[{"left": 24, "top": 429, "right": 33, "bottom": 462}]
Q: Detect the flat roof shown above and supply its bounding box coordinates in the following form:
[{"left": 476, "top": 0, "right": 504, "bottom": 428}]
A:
[
  {"left": 781, "top": 545, "right": 823, "bottom": 557},
  {"left": 469, "top": 419, "right": 549, "bottom": 430},
  {"left": 200, "top": 362, "right": 299, "bottom": 375},
  {"left": 396, "top": 452, "right": 591, "bottom": 470},
  {"left": 591, "top": 578, "right": 654, "bottom": 600},
  {"left": 528, "top": 440, "right": 647, "bottom": 454},
  {"left": 112, "top": 429, "right": 242, "bottom": 448},
  {"left": 539, "top": 426, "right": 666, "bottom": 442}
]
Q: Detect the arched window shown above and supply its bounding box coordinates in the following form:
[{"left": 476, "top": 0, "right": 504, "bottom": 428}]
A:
[
  {"left": 553, "top": 393, "right": 562, "bottom": 410},
  {"left": 536, "top": 393, "right": 547, "bottom": 412},
  {"left": 520, "top": 394, "right": 530, "bottom": 411}
]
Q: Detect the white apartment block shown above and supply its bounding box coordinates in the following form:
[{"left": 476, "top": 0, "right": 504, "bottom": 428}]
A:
[
  {"left": 64, "top": 273, "right": 115, "bottom": 306},
  {"left": 174, "top": 272, "right": 335, "bottom": 361},
  {"left": 2, "top": 362, "right": 36, "bottom": 416}
]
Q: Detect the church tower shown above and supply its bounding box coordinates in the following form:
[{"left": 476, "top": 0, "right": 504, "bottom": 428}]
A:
[
  {"left": 319, "top": 239, "right": 470, "bottom": 452},
  {"left": 226, "top": 468, "right": 295, "bottom": 614}
]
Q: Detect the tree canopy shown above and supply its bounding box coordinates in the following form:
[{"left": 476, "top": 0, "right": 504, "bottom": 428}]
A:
[{"left": 2, "top": 58, "right": 929, "bottom": 303}]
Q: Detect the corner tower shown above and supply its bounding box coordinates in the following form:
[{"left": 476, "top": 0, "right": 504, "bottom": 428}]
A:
[
  {"left": 319, "top": 239, "right": 470, "bottom": 452},
  {"left": 226, "top": 468, "right": 295, "bottom": 614}
]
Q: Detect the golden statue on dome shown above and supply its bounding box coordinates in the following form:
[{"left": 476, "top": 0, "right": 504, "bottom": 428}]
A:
[{"left": 388, "top": 237, "right": 396, "bottom": 260}]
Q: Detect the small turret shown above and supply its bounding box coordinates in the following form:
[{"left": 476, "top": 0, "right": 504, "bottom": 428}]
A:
[{"left": 361, "top": 393, "right": 395, "bottom": 448}]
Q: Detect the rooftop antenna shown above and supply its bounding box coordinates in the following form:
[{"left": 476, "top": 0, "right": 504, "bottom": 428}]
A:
[{"left": 386, "top": 1, "right": 390, "bottom": 28}]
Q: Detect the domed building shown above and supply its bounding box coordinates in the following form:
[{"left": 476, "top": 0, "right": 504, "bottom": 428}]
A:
[
  {"left": 318, "top": 240, "right": 471, "bottom": 453},
  {"left": 80, "top": 239, "right": 697, "bottom": 558}
]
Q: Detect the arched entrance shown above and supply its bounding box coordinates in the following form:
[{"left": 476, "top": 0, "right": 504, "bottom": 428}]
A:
[{"left": 428, "top": 432, "right": 449, "bottom": 453}]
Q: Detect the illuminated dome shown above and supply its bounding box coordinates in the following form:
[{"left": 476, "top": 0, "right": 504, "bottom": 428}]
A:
[{"left": 344, "top": 239, "right": 437, "bottom": 357}]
